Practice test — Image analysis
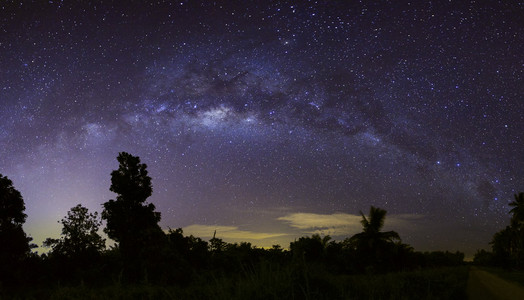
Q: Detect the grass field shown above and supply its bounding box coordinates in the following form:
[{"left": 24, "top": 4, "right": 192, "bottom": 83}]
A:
[{"left": 2, "top": 265, "right": 469, "bottom": 300}]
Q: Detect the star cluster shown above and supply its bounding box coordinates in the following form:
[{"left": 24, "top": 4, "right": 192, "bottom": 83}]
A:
[{"left": 0, "top": 1, "right": 522, "bottom": 257}]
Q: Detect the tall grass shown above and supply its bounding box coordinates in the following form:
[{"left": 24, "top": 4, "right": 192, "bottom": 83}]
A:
[
  {"left": 190, "top": 263, "right": 469, "bottom": 300},
  {"left": 342, "top": 266, "right": 469, "bottom": 299},
  {"left": 2, "top": 265, "right": 469, "bottom": 299}
]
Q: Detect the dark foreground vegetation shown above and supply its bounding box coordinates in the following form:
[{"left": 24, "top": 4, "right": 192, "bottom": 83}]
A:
[
  {"left": 470, "top": 191, "right": 524, "bottom": 294},
  {"left": 0, "top": 152, "right": 478, "bottom": 299},
  {"left": 6, "top": 265, "right": 469, "bottom": 300},
  {"left": 473, "top": 192, "right": 524, "bottom": 269}
]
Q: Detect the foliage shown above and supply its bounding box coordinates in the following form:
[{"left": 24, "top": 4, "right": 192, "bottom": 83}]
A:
[
  {"left": 8, "top": 266, "right": 469, "bottom": 300},
  {"left": 0, "top": 174, "right": 34, "bottom": 284},
  {"left": 420, "top": 250, "right": 465, "bottom": 267},
  {"left": 0, "top": 175, "right": 27, "bottom": 228},
  {"left": 209, "top": 235, "right": 227, "bottom": 253},
  {"left": 473, "top": 249, "right": 495, "bottom": 266},
  {"left": 43, "top": 204, "right": 105, "bottom": 258},
  {"left": 101, "top": 152, "right": 165, "bottom": 273},
  {"left": 109, "top": 152, "right": 152, "bottom": 203},
  {"left": 343, "top": 266, "right": 469, "bottom": 300},
  {"left": 2, "top": 210, "right": 467, "bottom": 298},
  {"left": 510, "top": 192, "right": 524, "bottom": 226},
  {"left": 349, "top": 206, "right": 401, "bottom": 247},
  {"left": 485, "top": 192, "right": 524, "bottom": 268},
  {"left": 347, "top": 206, "right": 401, "bottom": 272},
  {"left": 290, "top": 234, "right": 330, "bottom": 262},
  {"left": 166, "top": 228, "right": 209, "bottom": 269}
]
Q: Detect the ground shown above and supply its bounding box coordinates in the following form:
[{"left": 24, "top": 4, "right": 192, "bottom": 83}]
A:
[{"left": 467, "top": 267, "right": 524, "bottom": 300}]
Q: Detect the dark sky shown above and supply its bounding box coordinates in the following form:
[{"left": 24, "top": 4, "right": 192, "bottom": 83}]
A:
[{"left": 1, "top": 0, "right": 522, "bottom": 257}]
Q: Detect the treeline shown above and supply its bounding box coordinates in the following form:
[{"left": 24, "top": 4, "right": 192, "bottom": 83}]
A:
[
  {"left": 474, "top": 192, "right": 524, "bottom": 269},
  {"left": 1, "top": 152, "right": 466, "bottom": 295}
]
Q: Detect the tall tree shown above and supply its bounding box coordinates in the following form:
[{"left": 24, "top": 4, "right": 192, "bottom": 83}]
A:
[
  {"left": 509, "top": 192, "right": 524, "bottom": 226},
  {"left": 0, "top": 174, "right": 33, "bottom": 282},
  {"left": 43, "top": 204, "right": 105, "bottom": 258},
  {"left": 349, "top": 206, "right": 400, "bottom": 248},
  {"left": 348, "top": 206, "right": 400, "bottom": 272},
  {"left": 488, "top": 192, "right": 524, "bottom": 269},
  {"left": 508, "top": 192, "right": 524, "bottom": 267},
  {"left": 102, "top": 152, "right": 164, "bottom": 262},
  {"left": 490, "top": 225, "right": 515, "bottom": 266}
]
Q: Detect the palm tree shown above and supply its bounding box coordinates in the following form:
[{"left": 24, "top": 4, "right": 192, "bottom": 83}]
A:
[
  {"left": 509, "top": 192, "right": 524, "bottom": 226},
  {"left": 349, "top": 206, "right": 400, "bottom": 249},
  {"left": 348, "top": 206, "right": 401, "bottom": 272},
  {"left": 508, "top": 192, "right": 524, "bottom": 268}
]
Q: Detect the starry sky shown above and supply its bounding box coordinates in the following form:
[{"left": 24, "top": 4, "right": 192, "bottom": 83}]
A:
[{"left": 1, "top": 0, "right": 522, "bottom": 258}]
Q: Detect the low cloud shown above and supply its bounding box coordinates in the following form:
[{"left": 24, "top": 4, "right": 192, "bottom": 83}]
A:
[
  {"left": 278, "top": 212, "right": 424, "bottom": 237},
  {"left": 178, "top": 212, "right": 424, "bottom": 247},
  {"left": 183, "top": 224, "right": 288, "bottom": 240},
  {"left": 278, "top": 213, "right": 362, "bottom": 230}
]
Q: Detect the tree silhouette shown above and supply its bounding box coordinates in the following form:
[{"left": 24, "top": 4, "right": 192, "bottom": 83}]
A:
[
  {"left": 349, "top": 206, "right": 400, "bottom": 248},
  {"left": 290, "top": 234, "right": 331, "bottom": 262},
  {"left": 349, "top": 206, "right": 400, "bottom": 272},
  {"left": 166, "top": 228, "right": 208, "bottom": 270},
  {"left": 490, "top": 226, "right": 514, "bottom": 265},
  {"left": 487, "top": 192, "right": 524, "bottom": 268},
  {"left": 209, "top": 231, "right": 227, "bottom": 253},
  {"left": 101, "top": 152, "right": 165, "bottom": 279},
  {"left": 43, "top": 204, "right": 105, "bottom": 258},
  {"left": 507, "top": 192, "right": 524, "bottom": 267},
  {"left": 509, "top": 192, "right": 524, "bottom": 226},
  {"left": 0, "top": 174, "right": 34, "bottom": 283}
]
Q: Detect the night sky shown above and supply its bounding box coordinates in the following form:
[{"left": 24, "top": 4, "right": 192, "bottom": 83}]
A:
[{"left": 1, "top": 1, "right": 522, "bottom": 258}]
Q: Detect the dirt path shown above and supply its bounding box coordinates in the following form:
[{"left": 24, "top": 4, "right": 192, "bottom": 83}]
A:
[{"left": 467, "top": 267, "right": 524, "bottom": 300}]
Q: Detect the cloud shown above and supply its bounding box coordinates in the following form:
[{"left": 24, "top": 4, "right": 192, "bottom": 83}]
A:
[
  {"left": 278, "top": 213, "right": 362, "bottom": 230},
  {"left": 278, "top": 212, "right": 424, "bottom": 237},
  {"left": 182, "top": 224, "right": 288, "bottom": 240}
]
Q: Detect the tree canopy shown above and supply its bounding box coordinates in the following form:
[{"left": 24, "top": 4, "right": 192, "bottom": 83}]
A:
[
  {"left": 486, "top": 192, "right": 524, "bottom": 268},
  {"left": 349, "top": 206, "right": 400, "bottom": 248},
  {"left": 102, "top": 152, "right": 164, "bottom": 265},
  {"left": 43, "top": 204, "right": 105, "bottom": 259},
  {"left": 109, "top": 152, "right": 152, "bottom": 204},
  {"left": 509, "top": 192, "right": 524, "bottom": 226},
  {"left": 347, "top": 206, "right": 401, "bottom": 272},
  {"left": 0, "top": 174, "right": 34, "bottom": 283},
  {"left": 0, "top": 174, "right": 27, "bottom": 229},
  {"left": 0, "top": 174, "right": 33, "bottom": 258}
]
